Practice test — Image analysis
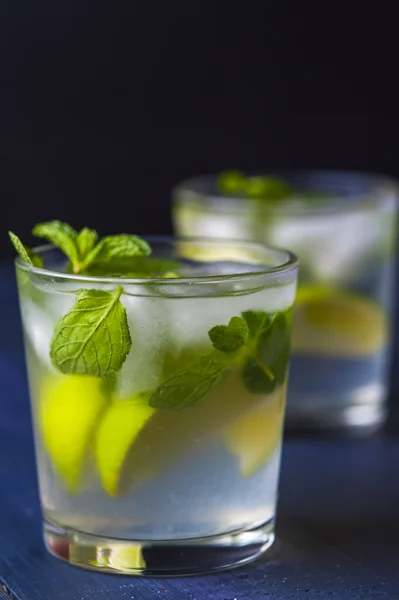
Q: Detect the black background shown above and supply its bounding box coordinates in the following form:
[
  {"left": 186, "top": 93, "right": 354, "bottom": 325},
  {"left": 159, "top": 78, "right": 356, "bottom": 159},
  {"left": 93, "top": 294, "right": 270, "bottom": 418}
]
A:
[
  {"left": 0, "top": 2, "right": 399, "bottom": 424},
  {"left": 1, "top": 1, "right": 399, "bottom": 257}
]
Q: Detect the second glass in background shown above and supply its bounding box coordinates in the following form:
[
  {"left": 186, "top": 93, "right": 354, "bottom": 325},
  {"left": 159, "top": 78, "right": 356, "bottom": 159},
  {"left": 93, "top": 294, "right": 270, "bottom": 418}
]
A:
[{"left": 173, "top": 170, "right": 399, "bottom": 433}]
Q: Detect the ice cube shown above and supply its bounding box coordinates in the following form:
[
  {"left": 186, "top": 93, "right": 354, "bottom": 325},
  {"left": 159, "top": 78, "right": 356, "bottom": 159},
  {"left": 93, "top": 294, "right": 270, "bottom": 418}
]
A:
[
  {"left": 165, "top": 283, "right": 297, "bottom": 348},
  {"left": 175, "top": 203, "right": 259, "bottom": 241},
  {"left": 116, "top": 294, "right": 173, "bottom": 398},
  {"left": 20, "top": 290, "right": 75, "bottom": 369},
  {"left": 268, "top": 212, "right": 381, "bottom": 282}
]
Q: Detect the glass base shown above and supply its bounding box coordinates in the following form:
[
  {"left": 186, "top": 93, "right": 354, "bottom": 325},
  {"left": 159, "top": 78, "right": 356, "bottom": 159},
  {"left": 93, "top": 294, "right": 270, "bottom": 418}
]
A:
[{"left": 44, "top": 519, "right": 275, "bottom": 576}]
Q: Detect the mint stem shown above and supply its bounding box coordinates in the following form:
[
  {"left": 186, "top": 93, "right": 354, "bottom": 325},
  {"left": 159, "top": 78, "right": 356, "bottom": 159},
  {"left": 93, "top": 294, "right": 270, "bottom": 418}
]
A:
[{"left": 255, "top": 357, "right": 275, "bottom": 382}]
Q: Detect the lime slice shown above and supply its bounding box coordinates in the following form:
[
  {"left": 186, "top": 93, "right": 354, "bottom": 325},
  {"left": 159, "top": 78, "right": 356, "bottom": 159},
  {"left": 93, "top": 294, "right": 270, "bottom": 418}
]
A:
[
  {"left": 223, "top": 384, "right": 285, "bottom": 477},
  {"left": 39, "top": 375, "right": 108, "bottom": 493},
  {"left": 95, "top": 369, "right": 277, "bottom": 496},
  {"left": 179, "top": 242, "right": 256, "bottom": 263},
  {"left": 94, "top": 396, "right": 155, "bottom": 497},
  {"left": 92, "top": 545, "right": 146, "bottom": 571},
  {"left": 292, "top": 285, "right": 387, "bottom": 357},
  {"left": 108, "top": 546, "right": 146, "bottom": 571}
]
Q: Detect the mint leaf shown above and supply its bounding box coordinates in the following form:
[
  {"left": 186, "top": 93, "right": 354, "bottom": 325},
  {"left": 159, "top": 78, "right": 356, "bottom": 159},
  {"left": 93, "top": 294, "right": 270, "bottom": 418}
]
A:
[
  {"left": 76, "top": 227, "right": 98, "bottom": 260},
  {"left": 33, "top": 221, "right": 79, "bottom": 270},
  {"left": 243, "top": 357, "right": 276, "bottom": 394},
  {"left": 209, "top": 316, "right": 248, "bottom": 353},
  {"left": 82, "top": 234, "right": 151, "bottom": 271},
  {"left": 50, "top": 286, "right": 132, "bottom": 378},
  {"left": 241, "top": 310, "right": 270, "bottom": 339},
  {"left": 257, "top": 313, "right": 289, "bottom": 366},
  {"left": 149, "top": 307, "right": 291, "bottom": 409},
  {"left": 243, "top": 311, "right": 291, "bottom": 394},
  {"left": 9, "top": 231, "right": 32, "bottom": 265},
  {"left": 85, "top": 256, "right": 180, "bottom": 278},
  {"left": 28, "top": 249, "right": 44, "bottom": 268},
  {"left": 149, "top": 352, "right": 230, "bottom": 410},
  {"left": 246, "top": 176, "right": 292, "bottom": 200},
  {"left": 217, "top": 170, "right": 247, "bottom": 195},
  {"left": 9, "top": 231, "right": 44, "bottom": 268},
  {"left": 217, "top": 171, "right": 292, "bottom": 200}
]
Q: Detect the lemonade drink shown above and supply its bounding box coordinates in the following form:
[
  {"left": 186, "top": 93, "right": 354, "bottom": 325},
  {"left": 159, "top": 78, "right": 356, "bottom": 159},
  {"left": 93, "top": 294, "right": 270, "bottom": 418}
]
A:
[
  {"left": 12, "top": 226, "right": 297, "bottom": 575},
  {"left": 173, "top": 171, "right": 398, "bottom": 432}
]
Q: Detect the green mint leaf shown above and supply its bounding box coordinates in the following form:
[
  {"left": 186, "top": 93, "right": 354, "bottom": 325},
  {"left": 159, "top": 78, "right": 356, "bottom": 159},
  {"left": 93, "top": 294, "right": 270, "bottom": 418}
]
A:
[
  {"left": 9, "top": 231, "right": 33, "bottom": 265},
  {"left": 82, "top": 234, "right": 151, "bottom": 270},
  {"left": 243, "top": 357, "right": 276, "bottom": 394},
  {"left": 76, "top": 227, "right": 98, "bottom": 260},
  {"left": 217, "top": 170, "right": 247, "bottom": 195},
  {"left": 209, "top": 316, "right": 248, "bottom": 353},
  {"left": 243, "top": 311, "right": 291, "bottom": 393},
  {"left": 149, "top": 352, "right": 230, "bottom": 410},
  {"left": 28, "top": 249, "right": 44, "bottom": 268},
  {"left": 246, "top": 176, "right": 292, "bottom": 200},
  {"left": 241, "top": 310, "right": 271, "bottom": 339},
  {"left": 50, "top": 285, "right": 132, "bottom": 378},
  {"left": 33, "top": 221, "right": 79, "bottom": 270},
  {"left": 257, "top": 313, "right": 290, "bottom": 366},
  {"left": 84, "top": 256, "right": 180, "bottom": 278},
  {"left": 9, "top": 231, "right": 44, "bottom": 268}
]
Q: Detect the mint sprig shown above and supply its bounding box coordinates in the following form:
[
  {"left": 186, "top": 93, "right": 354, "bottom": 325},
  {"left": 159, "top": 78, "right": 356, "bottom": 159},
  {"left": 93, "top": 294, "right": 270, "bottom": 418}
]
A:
[
  {"left": 246, "top": 176, "right": 292, "bottom": 200},
  {"left": 80, "top": 234, "right": 151, "bottom": 272},
  {"left": 50, "top": 286, "right": 132, "bottom": 378},
  {"left": 9, "top": 231, "right": 43, "bottom": 268},
  {"left": 9, "top": 222, "right": 181, "bottom": 381},
  {"left": 86, "top": 256, "right": 181, "bottom": 278},
  {"left": 149, "top": 308, "right": 291, "bottom": 410},
  {"left": 32, "top": 221, "right": 80, "bottom": 269},
  {"left": 216, "top": 170, "right": 247, "bottom": 195},
  {"left": 217, "top": 171, "right": 292, "bottom": 200},
  {"left": 217, "top": 171, "right": 334, "bottom": 203},
  {"left": 149, "top": 351, "right": 230, "bottom": 410},
  {"left": 242, "top": 311, "right": 291, "bottom": 393},
  {"left": 76, "top": 227, "right": 98, "bottom": 259},
  {"left": 31, "top": 221, "right": 151, "bottom": 274},
  {"left": 208, "top": 316, "right": 249, "bottom": 353}
]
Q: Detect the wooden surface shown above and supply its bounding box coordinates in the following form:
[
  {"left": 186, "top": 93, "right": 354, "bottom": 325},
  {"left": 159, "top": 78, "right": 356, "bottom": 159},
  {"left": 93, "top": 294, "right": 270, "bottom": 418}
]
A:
[{"left": 1, "top": 263, "right": 399, "bottom": 600}]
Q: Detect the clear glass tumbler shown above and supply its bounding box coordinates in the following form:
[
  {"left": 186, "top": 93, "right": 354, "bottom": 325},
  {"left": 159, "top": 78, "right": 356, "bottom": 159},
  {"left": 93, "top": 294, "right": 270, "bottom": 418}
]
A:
[
  {"left": 15, "top": 237, "right": 298, "bottom": 575},
  {"left": 173, "top": 171, "right": 399, "bottom": 433}
]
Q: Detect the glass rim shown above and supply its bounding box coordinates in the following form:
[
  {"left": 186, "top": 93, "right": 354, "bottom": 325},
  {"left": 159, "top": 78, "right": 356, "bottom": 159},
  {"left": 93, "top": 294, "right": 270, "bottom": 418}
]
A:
[
  {"left": 172, "top": 169, "right": 399, "bottom": 216},
  {"left": 15, "top": 236, "right": 298, "bottom": 285}
]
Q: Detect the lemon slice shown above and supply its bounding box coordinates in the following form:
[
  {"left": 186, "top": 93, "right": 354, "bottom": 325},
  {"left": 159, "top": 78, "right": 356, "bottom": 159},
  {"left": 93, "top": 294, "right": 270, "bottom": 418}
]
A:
[
  {"left": 292, "top": 285, "right": 387, "bottom": 357},
  {"left": 39, "top": 375, "right": 108, "bottom": 493},
  {"left": 92, "top": 545, "right": 146, "bottom": 571},
  {"left": 109, "top": 546, "right": 145, "bottom": 570},
  {"left": 224, "top": 384, "right": 285, "bottom": 477},
  {"left": 94, "top": 396, "right": 155, "bottom": 497},
  {"left": 95, "top": 369, "right": 274, "bottom": 496},
  {"left": 177, "top": 239, "right": 258, "bottom": 264}
]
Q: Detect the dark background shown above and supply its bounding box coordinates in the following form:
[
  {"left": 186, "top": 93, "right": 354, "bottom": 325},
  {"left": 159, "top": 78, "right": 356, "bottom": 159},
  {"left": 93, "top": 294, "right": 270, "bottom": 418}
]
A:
[
  {"left": 1, "top": 2, "right": 399, "bottom": 256},
  {"left": 1, "top": 0, "right": 399, "bottom": 412}
]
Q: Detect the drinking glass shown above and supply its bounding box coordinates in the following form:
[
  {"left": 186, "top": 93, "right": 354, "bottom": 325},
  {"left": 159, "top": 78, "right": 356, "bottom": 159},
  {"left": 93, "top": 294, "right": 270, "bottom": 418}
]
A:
[
  {"left": 173, "top": 171, "right": 398, "bottom": 432},
  {"left": 16, "top": 237, "right": 298, "bottom": 574}
]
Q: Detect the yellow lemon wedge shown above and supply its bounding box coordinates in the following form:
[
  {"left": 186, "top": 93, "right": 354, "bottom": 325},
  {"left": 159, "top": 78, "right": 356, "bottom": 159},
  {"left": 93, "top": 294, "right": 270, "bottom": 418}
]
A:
[
  {"left": 292, "top": 285, "right": 387, "bottom": 357},
  {"left": 224, "top": 384, "right": 285, "bottom": 477},
  {"left": 91, "top": 545, "right": 146, "bottom": 572},
  {"left": 95, "top": 370, "right": 265, "bottom": 497},
  {"left": 176, "top": 239, "right": 257, "bottom": 264},
  {"left": 108, "top": 546, "right": 146, "bottom": 571},
  {"left": 94, "top": 396, "right": 155, "bottom": 497},
  {"left": 39, "top": 375, "right": 108, "bottom": 493}
]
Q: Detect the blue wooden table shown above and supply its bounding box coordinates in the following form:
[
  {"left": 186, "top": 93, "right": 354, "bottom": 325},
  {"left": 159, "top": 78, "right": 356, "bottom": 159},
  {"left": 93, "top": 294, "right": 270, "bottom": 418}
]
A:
[{"left": 1, "top": 263, "right": 399, "bottom": 600}]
